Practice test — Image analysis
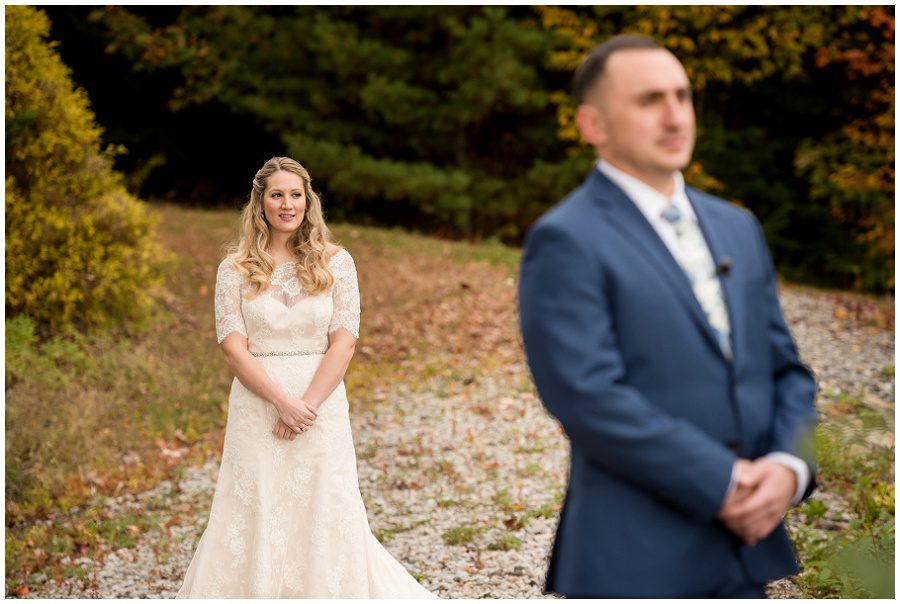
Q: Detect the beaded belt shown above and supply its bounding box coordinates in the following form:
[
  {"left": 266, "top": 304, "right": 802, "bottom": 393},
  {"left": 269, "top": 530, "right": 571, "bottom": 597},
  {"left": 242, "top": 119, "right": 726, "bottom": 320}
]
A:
[{"left": 251, "top": 350, "right": 327, "bottom": 358}]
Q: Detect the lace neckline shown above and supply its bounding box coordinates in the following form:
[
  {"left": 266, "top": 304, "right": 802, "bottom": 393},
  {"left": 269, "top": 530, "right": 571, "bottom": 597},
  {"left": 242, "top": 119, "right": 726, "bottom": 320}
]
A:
[{"left": 273, "top": 249, "right": 345, "bottom": 270}]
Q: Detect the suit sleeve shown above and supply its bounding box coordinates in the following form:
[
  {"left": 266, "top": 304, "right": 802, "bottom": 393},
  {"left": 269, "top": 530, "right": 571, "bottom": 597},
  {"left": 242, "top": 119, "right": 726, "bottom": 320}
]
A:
[
  {"left": 519, "top": 222, "right": 737, "bottom": 522},
  {"left": 749, "top": 214, "right": 819, "bottom": 500}
]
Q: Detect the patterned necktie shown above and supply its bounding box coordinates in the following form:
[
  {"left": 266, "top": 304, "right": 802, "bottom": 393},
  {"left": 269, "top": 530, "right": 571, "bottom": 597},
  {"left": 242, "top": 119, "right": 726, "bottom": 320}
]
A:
[{"left": 660, "top": 204, "right": 733, "bottom": 360}]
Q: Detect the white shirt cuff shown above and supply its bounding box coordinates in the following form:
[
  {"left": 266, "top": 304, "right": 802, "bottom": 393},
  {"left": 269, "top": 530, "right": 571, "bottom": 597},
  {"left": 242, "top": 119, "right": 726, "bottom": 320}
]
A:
[
  {"left": 765, "top": 452, "right": 811, "bottom": 506},
  {"left": 724, "top": 459, "right": 741, "bottom": 501}
]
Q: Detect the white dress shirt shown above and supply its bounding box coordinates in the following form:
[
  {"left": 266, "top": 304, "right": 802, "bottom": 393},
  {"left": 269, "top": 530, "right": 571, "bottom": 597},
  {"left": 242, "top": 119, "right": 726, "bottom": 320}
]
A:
[{"left": 597, "top": 159, "right": 810, "bottom": 506}]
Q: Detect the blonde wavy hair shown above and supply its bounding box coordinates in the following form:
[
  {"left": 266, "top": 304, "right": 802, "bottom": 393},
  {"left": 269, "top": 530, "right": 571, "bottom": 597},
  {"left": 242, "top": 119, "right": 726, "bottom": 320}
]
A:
[{"left": 227, "top": 157, "right": 336, "bottom": 297}]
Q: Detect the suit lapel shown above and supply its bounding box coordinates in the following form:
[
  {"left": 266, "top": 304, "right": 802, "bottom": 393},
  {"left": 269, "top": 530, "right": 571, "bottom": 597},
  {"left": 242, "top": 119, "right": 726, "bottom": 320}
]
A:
[
  {"left": 687, "top": 187, "right": 742, "bottom": 367},
  {"left": 588, "top": 171, "right": 728, "bottom": 360}
]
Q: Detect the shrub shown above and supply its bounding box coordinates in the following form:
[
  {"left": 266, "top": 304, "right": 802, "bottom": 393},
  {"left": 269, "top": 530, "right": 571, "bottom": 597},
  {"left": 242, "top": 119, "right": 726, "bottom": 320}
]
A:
[{"left": 5, "top": 5, "right": 167, "bottom": 333}]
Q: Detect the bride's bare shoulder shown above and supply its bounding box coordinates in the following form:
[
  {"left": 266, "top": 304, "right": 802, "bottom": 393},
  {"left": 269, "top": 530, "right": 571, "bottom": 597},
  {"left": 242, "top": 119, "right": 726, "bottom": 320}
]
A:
[{"left": 325, "top": 243, "right": 344, "bottom": 257}]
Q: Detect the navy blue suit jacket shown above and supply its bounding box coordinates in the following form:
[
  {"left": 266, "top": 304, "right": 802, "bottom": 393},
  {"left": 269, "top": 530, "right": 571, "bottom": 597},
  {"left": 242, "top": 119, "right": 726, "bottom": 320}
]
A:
[{"left": 518, "top": 169, "right": 818, "bottom": 597}]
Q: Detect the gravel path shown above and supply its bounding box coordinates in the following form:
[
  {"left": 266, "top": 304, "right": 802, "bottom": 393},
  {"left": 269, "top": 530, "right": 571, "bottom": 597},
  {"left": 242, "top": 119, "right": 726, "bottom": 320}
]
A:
[{"left": 29, "top": 285, "right": 893, "bottom": 598}]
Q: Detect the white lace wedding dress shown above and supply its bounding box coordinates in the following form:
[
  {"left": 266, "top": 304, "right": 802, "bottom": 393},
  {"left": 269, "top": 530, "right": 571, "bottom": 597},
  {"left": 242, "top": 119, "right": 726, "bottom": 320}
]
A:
[{"left": 178, "top": 249, "right": 434, "bottom": 598}]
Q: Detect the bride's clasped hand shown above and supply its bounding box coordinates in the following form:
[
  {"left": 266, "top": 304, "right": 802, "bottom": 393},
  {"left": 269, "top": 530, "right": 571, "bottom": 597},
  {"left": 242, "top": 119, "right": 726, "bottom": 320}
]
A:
[{"left": 273, "top": 397, "right": 318, "bottom": 439}]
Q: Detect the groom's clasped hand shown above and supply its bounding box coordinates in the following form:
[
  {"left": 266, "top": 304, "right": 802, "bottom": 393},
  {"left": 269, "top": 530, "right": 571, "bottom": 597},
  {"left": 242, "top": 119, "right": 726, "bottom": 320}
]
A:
[{"left": 718, "top": 458, "right": 797, "bottom": 547}]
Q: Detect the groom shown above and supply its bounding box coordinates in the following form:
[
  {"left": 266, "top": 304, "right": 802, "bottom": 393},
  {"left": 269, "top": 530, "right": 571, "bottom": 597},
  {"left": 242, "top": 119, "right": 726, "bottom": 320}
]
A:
[{"left": 518, "top": 35, "right": 818, "bottom": 598}]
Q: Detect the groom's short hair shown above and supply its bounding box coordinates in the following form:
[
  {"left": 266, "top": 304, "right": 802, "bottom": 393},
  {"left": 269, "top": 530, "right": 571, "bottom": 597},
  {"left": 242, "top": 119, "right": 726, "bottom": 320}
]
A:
[{"left": 574, "top": 34, "right": 665, "bottom": 104}]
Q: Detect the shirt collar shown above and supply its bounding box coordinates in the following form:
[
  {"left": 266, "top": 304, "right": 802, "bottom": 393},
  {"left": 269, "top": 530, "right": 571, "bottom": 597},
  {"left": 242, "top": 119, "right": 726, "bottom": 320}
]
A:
[{"left": 596, "top": 159, "right": 695, "bottom": 223}]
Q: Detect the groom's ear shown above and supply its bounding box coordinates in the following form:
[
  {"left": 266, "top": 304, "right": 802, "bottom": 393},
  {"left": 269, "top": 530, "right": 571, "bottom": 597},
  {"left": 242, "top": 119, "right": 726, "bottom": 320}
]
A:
[{"left": 575, "top": 103, "right": 608, "bottom": 150}]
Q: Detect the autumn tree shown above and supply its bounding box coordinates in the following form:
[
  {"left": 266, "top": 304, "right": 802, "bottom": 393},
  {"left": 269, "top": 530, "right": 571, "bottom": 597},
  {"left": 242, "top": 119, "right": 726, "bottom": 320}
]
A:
[
  {"left": 795, "top": 7, "right": 894, "bottom": 290},
  {"left": 539, "top": 5, "right": 894, "bottom": 291},
  {"left": 6, "top": 5, "right": 167, "bottom": 332}
]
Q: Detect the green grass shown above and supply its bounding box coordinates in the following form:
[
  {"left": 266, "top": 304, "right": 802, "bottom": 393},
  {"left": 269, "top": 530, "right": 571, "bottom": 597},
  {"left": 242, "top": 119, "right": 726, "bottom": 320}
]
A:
[
  {"left": 519, "top": 462, "right": 543, "bottom": 477},
  {"left": 337, "top": 224, "right": 520, "bottom": 271},
  {"left": 5, "top": 313, "right": 227, "bottom": 520},
  {"left": 64, "top": 565, "right": 91, "bottom": 581},
  {"left": 787, "top": 422, "right": 894, "bottom": 598},
  {"left": 6, "top": 502, "right": 164, "bottom": 593},
  {"left": 357, "top": 443, "right": 379, "bottom": 460},
  {"left": 504, "top": 499, "right": 560, "bottom": 531},
  {"left": 487, "top": 534, "right": 522, "bottom": 551},
  {"left": 512, "top": 445, "right": 547, "bottom": 454},
  {"left": 493, "top": 488, "right": 525, "bottom": 513},
  {"left": 436, "top": 499, "right": 469, "bottom": 508},
  {"left": 441, "top": 525, "right": 484, "bottom": 546},
  {"left": 372, "top": 519, "right": 430, "bottom": 544}
]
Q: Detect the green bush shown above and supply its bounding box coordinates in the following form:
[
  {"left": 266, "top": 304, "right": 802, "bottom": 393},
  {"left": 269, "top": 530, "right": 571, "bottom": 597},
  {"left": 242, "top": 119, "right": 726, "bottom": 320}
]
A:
[
  {"left": 790, "top": 423, "right": 894, "bottom": 598},
  {"left": 5, "top": 5, "right": 167, "bottom": 333}
]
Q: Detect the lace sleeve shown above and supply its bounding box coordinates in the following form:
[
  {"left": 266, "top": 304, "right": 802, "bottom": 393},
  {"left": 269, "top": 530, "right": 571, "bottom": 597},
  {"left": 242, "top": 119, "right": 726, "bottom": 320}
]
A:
[
  {"left": 328, "top": 249, "right": 360, "bottom": 339},
  {"left": 215, "top": 258, "right": 248, "bottom": 344}
]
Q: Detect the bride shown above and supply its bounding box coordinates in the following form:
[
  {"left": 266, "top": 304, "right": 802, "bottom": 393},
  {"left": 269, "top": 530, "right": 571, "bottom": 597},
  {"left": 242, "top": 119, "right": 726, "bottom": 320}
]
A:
[{"left": 178, "top": 157, "right": 434, "bottom": 598}]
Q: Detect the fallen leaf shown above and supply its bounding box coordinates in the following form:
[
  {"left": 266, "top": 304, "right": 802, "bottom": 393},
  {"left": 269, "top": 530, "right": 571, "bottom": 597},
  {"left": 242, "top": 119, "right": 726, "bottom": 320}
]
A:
[{"left": 122, "top": 451, "right": 141, "bottom": 465}]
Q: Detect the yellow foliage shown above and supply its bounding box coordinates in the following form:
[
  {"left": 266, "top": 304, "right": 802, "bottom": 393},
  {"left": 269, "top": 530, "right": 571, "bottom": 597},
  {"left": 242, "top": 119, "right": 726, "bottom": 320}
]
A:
[
  {"left": 6, "top": 6, "right": 168, "bottom": 333},
  {"left": 683, "top": 162, "right": 727, "bottom": 195}
]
